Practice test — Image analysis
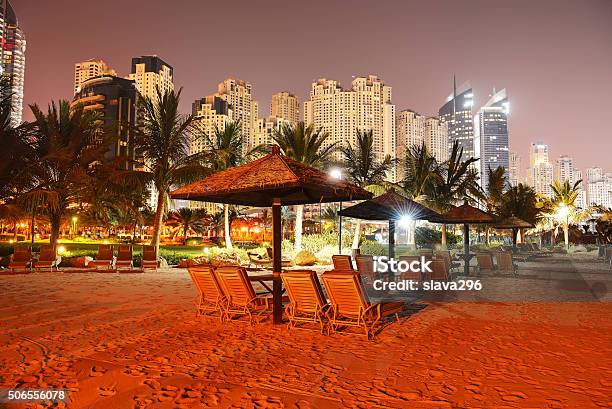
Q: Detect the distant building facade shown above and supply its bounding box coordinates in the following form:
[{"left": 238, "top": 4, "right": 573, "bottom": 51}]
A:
[
  {"left": 424, "top": 117, "right": 449, "bottom": 163},
  {"left": 270, "top": 91, "right": 299, "bottom": 125},
  {"left": 253, "top": 116, "right": 291, "bottom": 148},
  {"left": 439, "top": 80, "right": 474, "bottom": 162},
  {"left": 474, "top": 89, "right": 510, "bottom": 193},
  {"left": 74, "top": 59, "right": 116, "bottom": 95},
  {"left": 1, "top": 0, "right": 25, "bottom": 126},
  {"left": 528, "top": 142, "right": 554, "bottom": 197},
  {"left": 586, "top": 167, "right": 612, "bottom": 209},
  {"left": 190, "top": 96, "right": 232, "bottom": 155},
  {"left": 127, "top": 55, "right": 174, "bottom": 99},
  {"left": 72, "top": 75, "right": 137, "bottom": 170},
  {"left": 508, "top": 151, "right": 521, "bottom": 186},
  {"left": 304, "top": 75, "right": 396, "bottom": 181}
]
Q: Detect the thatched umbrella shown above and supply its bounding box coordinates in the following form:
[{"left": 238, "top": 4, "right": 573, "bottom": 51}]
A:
[
  {"left": 442, "top": 201, "right": 497, "bottom": 276},
  {"left": 338, "top": 189, "right": 443, "bottom": 258},
  {"left": 170, "top": 146, "right": 372, "bottom": 323},
  {"left": 494, "top": 215, "right": 534, "bottom": 248}
]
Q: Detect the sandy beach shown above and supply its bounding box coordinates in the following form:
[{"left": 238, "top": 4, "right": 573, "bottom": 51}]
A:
[{"left": 1, "top": 256, "right": 611, "bottom": 408}]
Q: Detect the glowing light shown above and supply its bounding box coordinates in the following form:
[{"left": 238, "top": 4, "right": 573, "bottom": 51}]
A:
[
  {"left": 72, "top": 216, "right": 78, "bottom": 223},
  {"left": 58, "top": 245, "right": 66, "bottom": 255},
  {"left": 463, "top": 101, "right": 473, "bottom": 108},
  {"left": 398, "top": 215, "right": 412, "bottom": 228},
  {"left": 555, "top": 203, "right": 570, "bottom": 222},
  {"left": 8, "top": 239, "right": 14, "bottom": 244},
  {"left": 203, "top": 247, "right": 209, "bottom": 254},
  {"left": 329, "top": 168, "right": 342, "bottom": 180},
  {"left": 103, "top": 240, "right": 109, "bottom": 245}
]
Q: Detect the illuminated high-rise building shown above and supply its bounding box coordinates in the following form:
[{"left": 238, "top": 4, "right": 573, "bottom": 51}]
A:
[
  {"left": 253, "top": 116, "right": 291, "bottom": 148},
  {"left": 74, "top": 59, "right": 116, "bottom": 94},
  {"left": 127, "top": 55, "right": 174, "bottom": 99},
  {"left": 270, "top": 91, "right": 299, "bottom": 125},
  {"left": 528, "top": 142, "right": 554, "bottom": 197},
  {"left": 304, "top": 75, "right": 396, "bottom": 181},
  {"left": 424, "top": 117, "right": 449, "bottom": 163},
  {"left": 474, "top": 89, "right": 510, "bottom": 193},
  {"left": 586, "top": 167, "right": 612, "bottom": 208},
  {"left": 555, "top": 155, "right": 586, "bottom": 208},
  {"left": 509, "top": 151, "right": 521, "bottom": 186},
  {"left": 190, "top": 96, "right": 232, "bottom": 155},
  {"left": 439, "top": 77, "right": 474, "bottom": 161},
  {"left": 1, "top": 0, "right": 26, "bottom": 126}
]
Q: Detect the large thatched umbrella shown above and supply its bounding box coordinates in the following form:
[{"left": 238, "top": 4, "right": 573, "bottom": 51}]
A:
[
  {"left": 494, "top": 215, "right": 534, "bottom": 248},
  {"left": 338, "top": 189, "right": 443, "bottom": 258},
  {"left": 442, "top": 201, "right": 497, "bottom": 276},
  {"left": 170, "top": 146, "right": 372, "bottom": 323}
]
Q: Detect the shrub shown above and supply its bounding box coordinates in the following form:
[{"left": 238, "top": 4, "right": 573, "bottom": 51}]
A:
[
  {"left": 359, "top": 240, "right": 388, "bottom": 257},
  {"left": 415, "top": 226, "right": 460, "bottom": 248},
  {"left": 294, "top": 250, "right": 317, "bottom": 266}
]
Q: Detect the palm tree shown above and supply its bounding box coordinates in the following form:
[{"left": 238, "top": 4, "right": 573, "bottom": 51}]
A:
[
  {"left": 547, "top": 179, "right": 584, "bottom": 250},
  {"left": 484, "top": 166, "right": 507, "bottom": 244},
  {"left": 168, "top": 207, "right": 208, "bottom": 245},
  {"left": 134, "top": 87, "right": 210, "bottom": 252},
  {"left": 500, "top": 183, "right": 539, "bottom": 244},
  {"left": 341, "top": 129, "right": 394, "bottom": 249},
  {"left": 272, "top": 122, "right": 336, "bottom": 251},
  {"left": 16, "top": 101, "right": 107, "bottom": 245},
  {"left": 207, "top": 120, "right": 245, "bottom": 249},
  {"left": 431, "top": 141, "right": 483, "bottom": 245},
  {"left": 402, "top": 142, "right": 439, "bottom": 202}
]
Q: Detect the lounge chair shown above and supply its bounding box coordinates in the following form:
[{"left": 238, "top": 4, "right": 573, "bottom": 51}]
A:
[
  {"left": 141, "top": 245, "right": 158, "bottom": 271},
  {"left": 92, "top": 244, "right": 114, "bottom": 270},
  {"left": 434, "top": 250, "right": 461, "bottom": 273},
  {"left": 282, "top": 270, "right": 329, "bottom": 333},
  {"left": 497, "top": 252, "right": 518, "bottom": 276},
  {"left": 215, "top": 265, "right": 273, "bottom": 324},
  {"left": 475, "top": 252, "right": 496, "bottom": 274},
  {"left": 9, "top": 246, "right": 33, "bottom": 273},
  {"left": 355, "top": 255, "right": 375, "bottom": 283},
  {"left": 33, "top": 245, "right": 60, "bottom": 272},
  {"left": 188, "top": 265, "right": 227, "bottom": 321},
  {"left": 332, "top": 255, "right": 354, "bottom": 271},
  {"left": 429, "top": 259, "right": 449, "bottom": 281},
  {"left": 115, "top": 245, "right": 133, "bottom": 270},
  {"left": 398, "top": 255, "right": 422, "bottom": 281},
  {"left": 321, "top": 271, "right": 404, "bottom": 339}
]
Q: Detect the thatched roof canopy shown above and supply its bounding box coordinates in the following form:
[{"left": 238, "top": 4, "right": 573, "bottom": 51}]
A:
[
  {"left": 442, "top": 201, "right": 497, "bottom": 224},
  {"left": 170, "top": 147, "right": 372, "bottom": 207},
  {"left": 338, "top": 189, "right": 443, "bottom": 222},
  {"left": 494, "top": 215, "right": 534, "bottom": 229}
]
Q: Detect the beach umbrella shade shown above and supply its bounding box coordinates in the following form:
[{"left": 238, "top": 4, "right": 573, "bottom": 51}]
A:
[
  {"left": 441, "top": 201, "right": 497, "bottom": 276},
  {"left": 171, "top": 146, "right": 372, "bottom": 323},
  {"left": 494, "top": 215, "right": 534, "bottom": 247},
  {"left": 338, "top": 189, "right": 444, "bottom": 258}
]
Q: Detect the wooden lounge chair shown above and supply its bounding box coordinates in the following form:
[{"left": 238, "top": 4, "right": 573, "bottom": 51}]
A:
[
  {"left": 282, "top": 270, "right": 330, "bottom": 334},
  {"left": 429, "top": 259, "right": 449, "bottom": 281},
  {"left": 434, "top": 250, "right": 461, "bottom": 273},
  {"left": 321, "top": 271, "right": 404, "bottom": 339},
  {"left": 141, "top": 245, "right": 158, "bottom": 271},
  {"left": 92, "top": 244, "right": 114, "bottom": 270},
  {"left": 215, "top": 265, "right": 273, "bottom": 324},
  {"left": 355, "top": 255, "right": 375, "bottom": 283},
  {"left": 188, "top": 265, "right": 227, "bottom": 321},
  {"left": 398, "top": 255, "right": 422, "bottom": 281},
  {"left": 332, "top": 255, "right": 354, "bottom": 271},
  {"left": 476, "top": 252, "right": 496, "bottom": 274},
  {"left": 33, "top": 245, "right": 60, "bottom": 272},
  {"left": 497, "top": 252, "right": 518, "bottom": 276},
  {"left": 9, "top": 246, "right": 33, "bottom": 273},
  {"left": 115, "top": 245, "right": 133, "bottom": 270}
]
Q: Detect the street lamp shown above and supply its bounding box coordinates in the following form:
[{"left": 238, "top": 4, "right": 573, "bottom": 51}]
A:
[
  {"left": 71, "top": 216, "right": 78, "bottom": 238},
  {"left": 329, "top": 168, "right": 343, "bottom": 253},
  {"left": 555, "top": 203, "right": 570, "bottom": 250}
]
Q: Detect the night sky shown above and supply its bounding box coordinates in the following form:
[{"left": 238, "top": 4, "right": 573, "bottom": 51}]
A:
[{"left": 14, "top": 0, "right": 612, "bottom": 175}]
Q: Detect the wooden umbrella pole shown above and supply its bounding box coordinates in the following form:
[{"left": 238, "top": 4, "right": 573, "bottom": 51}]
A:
[
  {"left": 272, "top": 198, "right": 283, "bottom": 324},
  {"left": 463, "top": 223, "right": 470, "bottom": 277},
  {"left": 388, "top": 219, "right": 396, "bottom": 259}
]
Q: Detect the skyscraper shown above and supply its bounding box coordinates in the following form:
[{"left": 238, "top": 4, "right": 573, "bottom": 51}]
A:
[
  {"left": 555, "top": 155, "right": 586, "bottom": 208},
  {"left": 270, "top": 91, "right": 299, "bottom": 125},
  {"left": 528, "top": 142, "right": 554, "bottom": 197},
  {"left": 474, "top": 89, "right": 510, "bottom": 193},
  {"left": 211, "top": 78, "right": 259, "bottom": 153},
  {"left": 424, "top": 117, "right": 449, "bottom": 163},
  {"left": 1, "top": 0, "right": 25, "bottom": 126},
  {"left": 127, "top": 55, "right": 174, "bottom": 99},
  {"left": 304, "top": 75, "right": 396, "bottom": 180},
  {"left": 439, "top": 78, "right": 474, "bottom": 161},
  {"left": 74, "top": 59, "right": 116, "bottom": 94},
  {"left": 72, "top": 75, "right": 137, "bottom": 170},
  {"left": 586, "top": 167, "right": 612, "bottom": 208},
  {"left": 190, "top": 96, "right": 232, "bottom": 155},
  {"left": 509, "top": 151, "right": 521, "bottom": 186}
]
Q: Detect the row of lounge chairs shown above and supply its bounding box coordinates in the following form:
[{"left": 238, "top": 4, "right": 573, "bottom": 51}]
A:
[
  {"left": 7, "top": 244, "right": 159, "bottom": 273},
  {"left": 188, "top": 265, "right": 404, "bottom": 339}
]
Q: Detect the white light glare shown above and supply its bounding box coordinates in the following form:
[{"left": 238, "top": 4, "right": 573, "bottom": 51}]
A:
[
  {"left": 329, "top": 168, "right": 342, "bottom": 180},
  {"left": 399, "top": 215, "right": 412, "bottom": 228}
]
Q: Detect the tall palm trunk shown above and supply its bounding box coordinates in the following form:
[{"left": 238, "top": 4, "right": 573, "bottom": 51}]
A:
[
  {"left": 49, "top": 213, "right": 61, "bottom": 246},
  {"left": 441, "top": 224, "right": 447, "bottom": 246},
  {"left": 352, "top": 219, "right": 361, "bottom": 249},
  {"left": 485, "top": 227, "right": 490, "bottom": 245},
  {"left": 294, "top": 205, "right": 304, "bottom": 252},
  {"left": 183, "top": 224, "right": 188, "bottom": 245},
  {"left": 151, "top": 190, "right": 165, "bottom": 252},
  {"left": 224, "top": 204, "right": 232, "bottom": 249},
  {"left": 563, "top": 224, "right": 569, "bottom": 250}
]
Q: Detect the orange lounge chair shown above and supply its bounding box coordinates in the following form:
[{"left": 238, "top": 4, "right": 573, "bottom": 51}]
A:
[
  {"left": 9, "top": 246, "right": 33, "bottom": 273},
  {"left": 321, "top": 271, "right": 404, "bottom": 339},
  {"left": 434, "top": 250, "right": 460, "bottom": 273},
  {"left": 428, "top": 259, "right": 449, "bottom": 281},
  {"left": 215, "top": 265, "right": 273, "bottom": 324},
  {"left": 188, "top": 265, "right": 227, "bottom": 321},
  {"left": 33, "top": 245, "right": 60, "bottom": 272},
  {"left": 497, "top": 252, "right": 518, "bottom": 276},
  {"left": 115, "top": 245, "right": 133, "bottom": 270},
  {"left": 398, "top": 255, "right": 422, "bottom": 281},
  {"left": 476, "top": 253, "right": 496, "bottom": 274},
  {"left": 282, "top": 270, "right": 330, "bottom": 334},
  {"left": 141, "top": 246, "right": 158, "bottom": 271},
  {"left": 332, "top": 255, "right": 354, "bottom": 271},
  {"left": 355, "top": 255, "right": 375, "bottom": 283},
  {"left": 92, "top": 244, "right": 114, "bottom": 270}
]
